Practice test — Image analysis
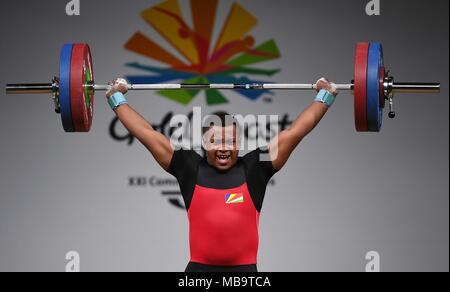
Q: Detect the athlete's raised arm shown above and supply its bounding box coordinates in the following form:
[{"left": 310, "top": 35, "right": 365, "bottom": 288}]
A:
[
  {"left": 106, "top": 78, "right": 174, "bottom": 170},
  {"left": 268, "top": 78, "right": 338, "bottom": 170}
]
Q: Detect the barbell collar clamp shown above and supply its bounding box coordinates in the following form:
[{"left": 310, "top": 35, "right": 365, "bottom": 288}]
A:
[{"left": 51, "top": 77, "right": 60, "bottom": 114}]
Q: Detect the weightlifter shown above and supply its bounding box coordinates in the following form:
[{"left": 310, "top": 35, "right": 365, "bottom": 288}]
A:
[{"left": 105, "top": 77, "right": 338, "bottom": 272}]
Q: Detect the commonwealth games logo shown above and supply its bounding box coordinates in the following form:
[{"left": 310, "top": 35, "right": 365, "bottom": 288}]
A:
[{"left": 124, "top": 0, "right": 281, "bottom": 106}]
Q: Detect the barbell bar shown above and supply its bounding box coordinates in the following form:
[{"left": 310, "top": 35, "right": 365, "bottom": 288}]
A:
[
  {"left": 6, "top": 81, "right": 440, "bottom": 93},
  {"left": 5, "top": 42, "right": 441, "bottom": 133}
]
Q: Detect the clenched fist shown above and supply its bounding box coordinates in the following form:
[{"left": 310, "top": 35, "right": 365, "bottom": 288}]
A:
[
  {"left": 315, "top": 77, "right": 338, "bottom": 97},
  {"left": 106, "top": 78, "right": 129, "bottom": 98}
]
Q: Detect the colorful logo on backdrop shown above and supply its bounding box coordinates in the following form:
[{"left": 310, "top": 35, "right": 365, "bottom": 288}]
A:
[
  {"left": 124, "top": 0, "right": 281, "bottom": 106},
  {"left": 225, "top": 193, "right": 244, "bottom": 204}
]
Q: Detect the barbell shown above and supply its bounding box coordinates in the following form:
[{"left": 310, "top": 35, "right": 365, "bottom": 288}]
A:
[{"left": 5, "top": 43, "right": 440, "bottom": 133}]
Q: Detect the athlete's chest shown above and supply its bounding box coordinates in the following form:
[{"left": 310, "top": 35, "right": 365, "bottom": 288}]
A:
[{"left": 188, "top": 161, "right": 258, "bottom": 218}]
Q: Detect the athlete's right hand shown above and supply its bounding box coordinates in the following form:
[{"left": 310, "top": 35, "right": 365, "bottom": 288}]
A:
[
  {"left": 315, "top": 77, "right": 338, "bottom": 97},
  {"left": 106, "top": 78, "right": 128, "bottom": 98}
]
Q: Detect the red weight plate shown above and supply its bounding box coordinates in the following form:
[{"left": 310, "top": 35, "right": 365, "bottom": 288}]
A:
[
  {"left": 379, "top": 66, "right": 385, "bottom": 108},
  {"left": 70, "top": 44, "right": 93, "bottom": 132},
  {"left": 354, "top": 42, "right": 370, "bottom": 132}
]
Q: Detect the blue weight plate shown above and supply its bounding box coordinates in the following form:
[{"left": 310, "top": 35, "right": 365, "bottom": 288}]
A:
[
  {"left": 60, "top": 44, "right": 74, "bottom": 132},
  {"left": 367, "top": 43, "right": 383, "bottom": 132}
]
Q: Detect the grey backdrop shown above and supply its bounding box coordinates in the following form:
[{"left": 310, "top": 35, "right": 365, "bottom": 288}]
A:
[{"left": 0, "top": 0, "right": 448, "bottom": 272}]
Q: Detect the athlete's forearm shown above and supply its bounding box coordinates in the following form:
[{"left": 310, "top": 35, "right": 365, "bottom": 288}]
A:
[
  {"left": 114, "top": 104, "right": 154, "bottom": 137},
  {"left": 268, "top": 101, "right": 328, "bottom": 170},
  {"left": 289, "top": 101, "right": 329, "bottom": 139},
  {"left": 114, "top": 104, "right": 174, "bottom": 169}
]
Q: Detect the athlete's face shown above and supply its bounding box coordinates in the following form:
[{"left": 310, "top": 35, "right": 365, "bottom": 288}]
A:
[{"left": 204, "top": 125, "right": 240, "bottom": 171}]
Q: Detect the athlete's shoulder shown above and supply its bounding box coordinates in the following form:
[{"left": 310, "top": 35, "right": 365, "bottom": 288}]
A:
[
  {"left": 242, "top": 146, "right": 271, "bottom": 163},
  {"left": 241, "top": 146, "right": 278, "bottom": 176},
  {"left": 174, "top": 148, "right": 202, "bottom": 158},
  {"left": 241, "top": 146, "right": 277, "bottom": 212},
  {"left": 167, "top": 148, "right": 202, "bottom": 176}
]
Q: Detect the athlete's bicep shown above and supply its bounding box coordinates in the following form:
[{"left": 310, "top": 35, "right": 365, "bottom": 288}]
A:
[{"left": 139, "top": 128, "right": 174, "bottom": 170}]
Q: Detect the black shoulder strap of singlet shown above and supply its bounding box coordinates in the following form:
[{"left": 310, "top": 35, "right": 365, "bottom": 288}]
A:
[
  {"left": 166, "top": 149, "right": 202, "bottom": 210},
  {"left": 241, "top": 147, "right": 279, "bottom": 212}
]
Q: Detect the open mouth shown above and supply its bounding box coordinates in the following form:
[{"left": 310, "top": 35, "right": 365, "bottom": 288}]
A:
[{"left": 216, "top": 154, "right": 231, "bottom": 164}]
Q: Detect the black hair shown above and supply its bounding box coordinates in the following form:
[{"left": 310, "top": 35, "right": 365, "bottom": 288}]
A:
[{"left": 202, "top": 111, "right": 241, "bottom": 135}]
